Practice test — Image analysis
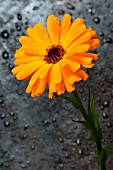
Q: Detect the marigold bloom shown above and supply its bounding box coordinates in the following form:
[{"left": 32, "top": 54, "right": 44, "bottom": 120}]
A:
[{"left": 12, "top": 14, "right": 100, "bottom": 98}]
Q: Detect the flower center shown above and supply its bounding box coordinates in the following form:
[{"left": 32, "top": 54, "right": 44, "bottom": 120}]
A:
[{"left": 44, "top": 45, "right": 66, "bottom": 64}]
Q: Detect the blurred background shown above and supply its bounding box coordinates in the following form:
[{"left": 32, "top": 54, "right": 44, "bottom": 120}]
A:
[{"left": 0, "top": 0, "right": 113, "bottom": 169}]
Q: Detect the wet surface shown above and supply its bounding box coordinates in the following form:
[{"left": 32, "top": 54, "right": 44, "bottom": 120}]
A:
[{"left": 0, "top": 0, "right": 113, "bottom": 169}]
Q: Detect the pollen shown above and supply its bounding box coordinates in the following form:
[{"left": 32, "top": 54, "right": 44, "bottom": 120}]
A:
[{"left": 44, "top": 45, "right": 66, "bottom": 64}]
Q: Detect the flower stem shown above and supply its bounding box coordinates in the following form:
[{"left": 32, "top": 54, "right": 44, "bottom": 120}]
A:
[
  {"left": 96, "top": 141, "right": 106, "bottom": 170},
  {"left": 72, "top": 90, "right": 88, "bottom": 121},
  {"left": 72, "top": 89, "right": 106, "bottom": 170}
]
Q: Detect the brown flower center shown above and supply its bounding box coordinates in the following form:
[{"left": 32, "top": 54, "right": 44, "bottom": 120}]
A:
[{"left": 44, "top": 45, "right": 66, "bottom": 64}]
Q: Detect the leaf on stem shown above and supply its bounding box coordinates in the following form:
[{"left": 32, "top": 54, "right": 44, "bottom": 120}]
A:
[
  {"left": 89, "top": 97, "right": 103, "bottom": 141},
  {"left": 58, "top": 94, "right": 78, "bottom": 109}
]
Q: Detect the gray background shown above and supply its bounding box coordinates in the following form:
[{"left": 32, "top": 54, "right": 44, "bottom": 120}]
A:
[{"left": 0, "top": 0, "right": 113, "bottom": 169}]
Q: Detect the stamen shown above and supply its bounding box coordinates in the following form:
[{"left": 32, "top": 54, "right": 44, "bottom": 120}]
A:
[{"left": 44, "top": 45, "right": 66, "bottom": 64}]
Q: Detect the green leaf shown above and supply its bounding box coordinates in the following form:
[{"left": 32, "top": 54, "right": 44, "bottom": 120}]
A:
[
  {"left": 89, "top": 97, "right": 103, "bottom": 140},
  {"left": 98, "top": 145, "right": 113, "bottom": 166},
  {"left": 60, "top": 95, "right": 78, "bottom": 109},
  {"left": 104, "top": 145, "right": 113, "bottom": 154},
  {"left": 98, "top": 148, "right": 108, "bottom": 166}
]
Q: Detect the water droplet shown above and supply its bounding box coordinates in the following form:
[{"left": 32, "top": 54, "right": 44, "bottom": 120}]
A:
[
  {"left": 93, "top": 17, "right": 100, "bottom": 24},
  {"left": 21, "top": 164, "right": 26, "bottom": 168},
  {"left": 10, "top": 154, "right": 14, "bottom": 161},
  {"left": 52, "top": 117, "right": 56, "bottom": 122},
  {"left": 1, "top": 103, "right": 5, "bottom": 108},
  {"left": 102, "top": 112, "right": 108, "bottom": 119},
  {"left": 2, "top": 51, "right": 9, "bottom": 59},
  {"left": 76, "top": 138, "right": 81, "bottom": 145},
  {"left": 24, "top": 124, "right": 29, "bottom": 130},
  {"left": 44, "top": 119, "right": 48, "bottom": 125},
  {"left": 0, "top": 162, "right": 3, "bottom": 167},
  {"left": 87, "top": 7, "right": 94, "bottom": 15},
  {"left": 107, "top": 122, "right": 112, "bottom": 128},
  {"left": 79, "top": 89, "right": 84, "bottom": 93},
  {"left": 31, "top": 145, "right": 35, "bottom": 150},
  {"left": 33, "top": 135, "right": 37, "bottom": 139},
  {"left": 101, "top": 88, "right": 105, "bottom": 92},
  {"left": 4, "top": 121, "right": 10, "bottom": 127},
  {"left": 0, "top": 99, "right": 3, "bottom": 104},
  {"left": 110, "top": 26, "right": 113, "bottom": 32},
  {"left": 21, "top": 134, "right": 27, "bottom": 139},
  {"left": 78, "top": 148, "right": 83, "bottom": 154},
  {"left": 99, "top": 31, "right": 104, "bottom": 36},
  {"left": 65, "top": 2, "right": 75, "bottom": 10},
  {"left": 17, "top": 13, "right": 22, "bottom": 20},
  {"left": 70, "top": 165, "right": 75, "bottom": 169},
  {"left": 86, "top": 60, "right": 88, "bottom": 63},
  {"left": 18, "top": 90, "right": 23, "bottom": 95},
  {"left": 16, "top": 24, "right": 21, "bottom": 31},
  {"left": 103, "top": 101, "right": 110, "bottom": 107},
  {"left": 83, "top": 97, "right": 86, "bottom": 101},
  {"left": 0, "top": 94, "right": 3, "bottom": 97},
  {"left": 1, "top": 30, "right": 9, "bottom": 39},
  {"left": 10, "top": 111, "right": 15, "bottom": 116},
  {"left": 58, "top": 9, "right": 65, "bottom": 15},
  {"left": 59, "top": 164, "right": 63, "bottom": 168},
  {"left": 65, "top": 153, "right": 69, "bottom": 158},
  {"left": 13, "top": 115, "right": 18, "bottom": 120},
  {"left": 1, "top": 113, "right": 6, "bottom": 119},
  {"left": 8, "top": 63, "right": 14, "bottom": 70},
  {"left": 59, "top": 138, "right": 63, "bottom": 142},
  {"left": 106, "top": 37, "right": 112, "bottom": 43},
  {"left": 97, "top": 97, "right": 101, "bottom": 102},
  {"left": 33, "top": 6, "right": 39, "bottom": 10}
]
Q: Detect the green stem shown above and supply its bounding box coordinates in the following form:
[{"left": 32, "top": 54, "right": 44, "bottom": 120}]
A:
[
  {"left": 72, "top": 90, "right": 88, "bottom": 120},
  {"left": 96, "top": 141, "right": 106, "bottom": 170},
  {"left": 72, "top": 89, "right": 106, "bottom": 170}
]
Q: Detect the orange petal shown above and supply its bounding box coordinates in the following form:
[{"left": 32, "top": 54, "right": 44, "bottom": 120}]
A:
[
  {"left": 65, "top": 44, "right": 90, "bottom": 57},
  {"left": 15, "top": 60, "right": 46, "bottom": 80},
  {"left": 63, "top": 78, "right": 75, "bottom": 92},
  {"left": 70, "top": 32, "right": 92, "bottom": 47},
  {"left": 48, "top": 63, "right": 62, "bottom": 84},
  {"left": 22, "top": 45, "right": 46, "bottom": 56},
  {"left": 86, "top": 39, "right": 100, "bottom": 50},
  {"left": 34, "top": 23, "right": 51, "bottom": 47},
  {"left": 60, "top": 59, "right": 80, "bottom": 72},
  {"left": 61, "top": 66, "right": 76, "bottom": 84},
  {"left": 48, "top": 92, "right": 54, "bottom": 99},
  {"left": 56, "top": 81, "right": 65, "bottom": 95},
  {"left": 14, "top": 57, "right": 40, "bottom": 65},
  {"left": 82, "top": 62, "right": 95, "bottom": 68},
  {"left": 12, "top": 65, "right": 25, "bottom": 75},
  {"left": 70, "top": 53, "right": 98, "bottom": 60},
  {"left": 14, "top": 49, "right": 25, "bottom": 59},
  {"left": 31, "top": 78, "right": 47, "bottom": 97},
  {"left": 29, "top": 63, "right": 52, "bottom": 86},
  {"left": 60, "top": 14, "right": 71, "bottom": 43},
  {"left": 47, "top": 14, "right": 60, "bottom": 45},
  {"left": 20, "top": 36, "right": 46, "bottom": 55},
  {"left": 75, "top": 69, "right": 88, "bottom": 80},
  {"left": 48, "top": 64, "right": 63, "bottom": 93},
  {"left": 62, "top": 24, "right": 86, "bottom": 49},
  {"left": 26, "top": 85, "right": 33, "bottom": 93},
  {"left": 26, "top": 27, "right": 46, "bottom": 48},
  {"left": 67, "top": 56, "right": 93, "bottom": 67}
]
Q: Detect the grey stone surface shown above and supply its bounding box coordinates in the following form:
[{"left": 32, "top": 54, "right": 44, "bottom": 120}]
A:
[{"left": 0, "top": 0, "right": 113, "bottom": 169}]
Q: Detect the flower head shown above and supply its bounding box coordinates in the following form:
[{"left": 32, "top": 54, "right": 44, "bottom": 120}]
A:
[{"left": 12, "top": 14, "right": 100, "bottom": 98}]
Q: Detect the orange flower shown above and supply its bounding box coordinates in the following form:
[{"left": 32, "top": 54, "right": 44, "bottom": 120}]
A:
[{"left": 12, "top": 14, "right": 100, "bottom": 98}]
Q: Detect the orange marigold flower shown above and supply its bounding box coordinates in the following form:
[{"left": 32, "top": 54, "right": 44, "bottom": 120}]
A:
[{"left": 12, "top": 14, "right": 100, "bottom": 98}]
